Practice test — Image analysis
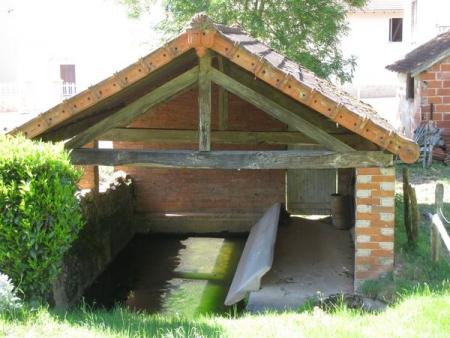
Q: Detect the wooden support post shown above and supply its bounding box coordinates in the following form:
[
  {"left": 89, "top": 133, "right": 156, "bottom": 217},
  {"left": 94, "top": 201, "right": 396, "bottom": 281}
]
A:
[
  {"left": 218, "top": 56, "right": 229, "bottom": 131},
  {"left": 431, "top": 183, "right": 444, "bottom": 262},
  {"left": 94, "top": 140, "right": 100, "bottom": 193},
  {"left": 199, "top": 53, "right": 212, "bottom": 151}
]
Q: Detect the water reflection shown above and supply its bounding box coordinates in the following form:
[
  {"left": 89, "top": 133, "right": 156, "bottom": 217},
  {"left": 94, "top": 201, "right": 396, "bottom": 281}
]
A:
[{"left": 84, "top": 234, "right": 246, "bottom": 316}]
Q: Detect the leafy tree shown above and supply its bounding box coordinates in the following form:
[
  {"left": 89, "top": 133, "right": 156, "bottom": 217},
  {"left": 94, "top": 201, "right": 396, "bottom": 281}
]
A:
[{"left": 117, "top": 0, "right": 368, "bottom": 83}]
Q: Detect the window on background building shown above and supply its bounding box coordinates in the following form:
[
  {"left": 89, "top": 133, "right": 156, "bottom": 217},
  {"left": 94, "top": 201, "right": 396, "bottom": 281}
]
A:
[
  {"left": 389, "top": 18, "right": 403, "bottom": 42},
  {"left": 406, "top": 73, "right": 414, "bottom": 100},
  {"left": 60, "top": 64, "right": 76, "bottom": 97}
]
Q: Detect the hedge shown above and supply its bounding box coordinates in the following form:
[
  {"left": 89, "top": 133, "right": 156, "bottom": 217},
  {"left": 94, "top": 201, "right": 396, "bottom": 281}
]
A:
[{"left": 0, "top": 134, "right": 84, "bottom": 302}]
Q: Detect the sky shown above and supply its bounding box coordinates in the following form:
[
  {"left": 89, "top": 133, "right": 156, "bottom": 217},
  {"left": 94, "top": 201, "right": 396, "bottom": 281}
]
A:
[{"left": 7, "top": 0, "right": 165, "bottom": 89}]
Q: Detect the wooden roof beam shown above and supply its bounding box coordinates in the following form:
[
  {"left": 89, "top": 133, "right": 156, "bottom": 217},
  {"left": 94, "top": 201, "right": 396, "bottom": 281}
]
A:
[
  {"left": 71, "top": 149, "right": 392, "bottom": 169},
  {"left": 209, "top": 67, "right": 354, "bottom": 152}
]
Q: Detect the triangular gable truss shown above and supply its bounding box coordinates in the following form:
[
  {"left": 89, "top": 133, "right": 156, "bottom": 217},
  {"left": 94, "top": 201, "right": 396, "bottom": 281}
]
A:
[{"left": 10, "top": 14, "right": 419, "bottom": 165}]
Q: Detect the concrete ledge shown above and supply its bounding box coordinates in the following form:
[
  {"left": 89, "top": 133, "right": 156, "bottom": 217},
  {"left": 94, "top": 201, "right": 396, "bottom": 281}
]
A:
[
  {"left": 135, "top": 212, "right": 262, "bottom": 234},
  {"left": 224, "top": 202, "right": 281, "bottom": 306}
]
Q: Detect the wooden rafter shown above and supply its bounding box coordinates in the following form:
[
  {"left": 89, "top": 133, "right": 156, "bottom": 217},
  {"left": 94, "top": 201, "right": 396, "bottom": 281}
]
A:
[
  {"left": 226, "top": 63, "right": 344, "bottom": 134},
  {"left": 209, "top": 67, "right": 354, "bottom": 152},
  {"left": 65, "top": 66, "right": 199, "bottom": 149}
]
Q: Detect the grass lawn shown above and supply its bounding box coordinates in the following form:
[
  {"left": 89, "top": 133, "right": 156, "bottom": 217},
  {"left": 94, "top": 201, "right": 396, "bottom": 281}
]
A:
[{"left": 1, "top": 163, "right": 450, "bottom": 337}]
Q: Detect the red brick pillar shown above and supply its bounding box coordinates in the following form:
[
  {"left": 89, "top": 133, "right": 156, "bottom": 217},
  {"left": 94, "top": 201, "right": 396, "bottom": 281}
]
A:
[
  {"left": 354, "top": 167, "right": 396, "bottom": 290},
  {"left": 73, "top": 142, "right": 98, "bottom": 191},
  {"left": 75, "top": 165, "right": 96, "bottom": 190}
]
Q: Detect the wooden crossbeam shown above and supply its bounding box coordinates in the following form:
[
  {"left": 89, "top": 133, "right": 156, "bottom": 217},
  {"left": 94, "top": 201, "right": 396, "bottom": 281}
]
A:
[
  {"left": 209, "top": 67, "right": 354, "bottom": 152},
  {"left": 65, "top": 66, "right": 199, "bottom": 149},
  {"left": 99, "top": 128, "right": 364, "bottom": 146},
  {"left": 71, "top": 149, "right": 392, "bottom": 169}
]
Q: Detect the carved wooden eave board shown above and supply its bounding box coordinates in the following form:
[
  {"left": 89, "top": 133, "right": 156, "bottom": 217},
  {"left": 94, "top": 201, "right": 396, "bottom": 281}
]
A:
[{"left": 9, "top": 14, "right": 419, "bottom": 164}]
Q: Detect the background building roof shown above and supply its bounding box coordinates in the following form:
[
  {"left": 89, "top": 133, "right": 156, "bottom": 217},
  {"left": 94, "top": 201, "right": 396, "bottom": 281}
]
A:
[
  {"left": 386, "top": 30, "right": 450, "bottom": 76},
  {"left": 357, "top": 0, "right": 403, "bottom": 12}
]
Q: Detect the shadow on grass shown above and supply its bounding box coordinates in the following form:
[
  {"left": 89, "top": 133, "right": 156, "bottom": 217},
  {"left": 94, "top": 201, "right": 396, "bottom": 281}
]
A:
[{"left": 50, "top": 303, "right": 226, "bottom": 337}]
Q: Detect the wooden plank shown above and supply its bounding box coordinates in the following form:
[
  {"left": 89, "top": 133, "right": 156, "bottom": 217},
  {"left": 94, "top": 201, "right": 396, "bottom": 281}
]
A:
[
  {"left": 71, "top": 149, "right": 392, "bottom": 168},
  {"left": 199, "top": 54, "right": 212, "bottom": 151},
  {"left": 209, "top": 67, "right": 354, "bottom": 152},
  {"left": 65, "top": 66, "right": 199, "bottom": 149},
  {"left": 287, "top": 167, "right": 336, "bottom": 215},
  {"left": 431, "top": 183, "right": 444, "bottom": 262},
  {"left": 218, "top": 56, "right": 229, "bottom": 130}
]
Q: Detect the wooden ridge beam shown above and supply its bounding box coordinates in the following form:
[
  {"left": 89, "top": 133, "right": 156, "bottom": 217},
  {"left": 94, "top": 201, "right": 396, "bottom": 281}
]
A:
[
  {"left": 71, "top": 149, "right": 392, "bottom": 169},
  {"left": 209, "top": 67, "right": 354, "bottom": 152},
  {"left": 65, "top": 66, "right": 199, "bottom": 149}
]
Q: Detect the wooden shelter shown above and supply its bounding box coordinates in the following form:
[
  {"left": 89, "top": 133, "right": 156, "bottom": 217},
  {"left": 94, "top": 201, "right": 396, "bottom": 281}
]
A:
[{"left": 10, "top": 14, "right": 419, "bottom": 288}]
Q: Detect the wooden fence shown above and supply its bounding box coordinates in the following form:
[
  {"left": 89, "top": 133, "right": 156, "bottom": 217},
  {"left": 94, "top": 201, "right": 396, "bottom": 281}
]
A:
[{"left": 430, "top": 183, "right": 450, "bottom": 262}]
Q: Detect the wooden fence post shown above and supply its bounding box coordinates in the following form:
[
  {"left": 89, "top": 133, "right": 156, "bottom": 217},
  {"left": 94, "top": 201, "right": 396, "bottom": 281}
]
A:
[
  {"left": 402, "top": 168, "right": 412, "bottom": 244},
  {"left": 431, "top": 183, "right": 444, "bottom": 262},
  {"left": 409, "top": 185, "right": 419, "bottom": 244}
]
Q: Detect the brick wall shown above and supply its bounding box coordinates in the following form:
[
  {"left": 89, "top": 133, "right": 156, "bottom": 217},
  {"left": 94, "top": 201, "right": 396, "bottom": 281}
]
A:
[
  {"left": 420, "top": 56, "right": 450, "bottom": 132},
  {"left": 114, "top": 85, "right": 286, "bottom": 226},
  {"left": 354, "top": 167, "right": 396, "bottom": 289}
]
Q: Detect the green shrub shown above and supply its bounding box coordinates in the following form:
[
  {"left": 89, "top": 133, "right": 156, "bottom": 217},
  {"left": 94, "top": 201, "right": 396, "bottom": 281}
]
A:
[{"left": 0, "top": 134, "right": 84, "bottom": 302}]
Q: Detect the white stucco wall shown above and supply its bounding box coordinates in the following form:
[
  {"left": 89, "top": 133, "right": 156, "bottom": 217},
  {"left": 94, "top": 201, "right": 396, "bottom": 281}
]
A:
[
  {"left": 404, "top": 0, "right": 450, "bottom": 47},
  {"left": 341, "top": 11, "right": 408, "bottom": 98},
  {"left": 0, "top": 0, "right": 164, "bottom": 114}
]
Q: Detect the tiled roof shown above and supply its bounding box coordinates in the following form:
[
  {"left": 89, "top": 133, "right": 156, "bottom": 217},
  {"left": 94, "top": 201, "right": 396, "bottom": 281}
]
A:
[
  {"left": 386, "top": 30, "right": 450, "bottom": 76},
  {"left": 9, "top": 14, "right": 419, "bottom": 163}
]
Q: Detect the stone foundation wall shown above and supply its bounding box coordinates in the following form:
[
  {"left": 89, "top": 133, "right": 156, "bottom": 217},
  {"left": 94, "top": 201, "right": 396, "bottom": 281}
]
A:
[{"left": 52, "top": 173, "right": 135, "bottom": 308}]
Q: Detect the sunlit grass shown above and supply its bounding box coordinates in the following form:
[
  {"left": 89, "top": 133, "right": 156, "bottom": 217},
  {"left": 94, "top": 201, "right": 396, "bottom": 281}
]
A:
[
  {"left": 2, "top": 162, "right": 450, "bottom": 337},
  {"left": 2, "top": 288, "right": 450, "bottom": 338}
]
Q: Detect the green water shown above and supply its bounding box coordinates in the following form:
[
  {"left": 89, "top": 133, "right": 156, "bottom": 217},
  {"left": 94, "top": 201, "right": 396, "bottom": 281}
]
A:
[{"left": 84, "top": 235, "right": 247, "bottom": 316}]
